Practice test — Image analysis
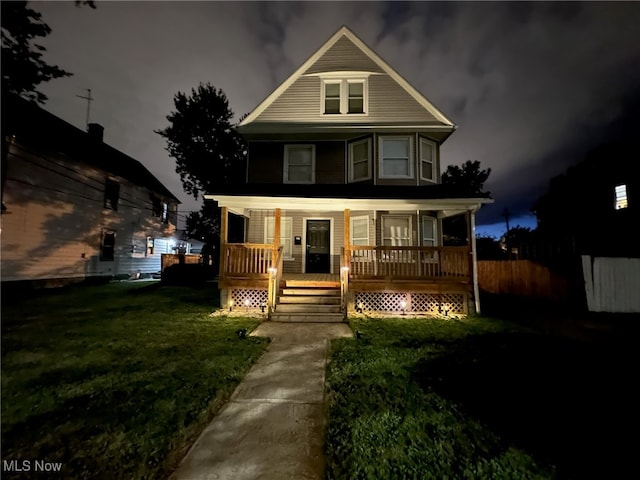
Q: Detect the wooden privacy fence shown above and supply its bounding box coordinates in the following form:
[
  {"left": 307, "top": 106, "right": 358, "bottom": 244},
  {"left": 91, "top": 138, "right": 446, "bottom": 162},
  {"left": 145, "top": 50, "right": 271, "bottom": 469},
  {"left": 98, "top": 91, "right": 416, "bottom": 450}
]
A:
[
  {"left": 478, "top": 260, "right": 569, "bottom": 301},
  {"left": 161, "top": 254, "right": 202, "bottom": 271}
]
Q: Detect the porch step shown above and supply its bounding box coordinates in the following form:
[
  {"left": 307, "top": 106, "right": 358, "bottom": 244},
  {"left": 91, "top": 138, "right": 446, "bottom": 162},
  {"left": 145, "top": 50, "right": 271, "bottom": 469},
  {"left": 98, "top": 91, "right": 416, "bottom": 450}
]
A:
[
  {"left": 284, "top": 279, "right": 340, "bottom": 288},
  {"left": 278, "top": 295, "right": 341, "bottom": 305},
  {"left": 270, "top": 312, "right": 345, "bottom": 323},
  {"left": 281, "top": 288, "right": 340, "bottom": 296},
  {"left": 276, "top": 304, "right": 342, "bottom": 313}
]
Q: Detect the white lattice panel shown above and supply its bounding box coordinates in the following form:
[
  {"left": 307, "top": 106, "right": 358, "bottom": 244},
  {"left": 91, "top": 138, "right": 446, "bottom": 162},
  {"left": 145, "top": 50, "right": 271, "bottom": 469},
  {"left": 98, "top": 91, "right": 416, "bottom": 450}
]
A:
[
  {"left": 354, "top": 292, "right": 466, "bottom": 315},
  {"left": 230, "top": 289, "right": 268, "bottom": 311}
]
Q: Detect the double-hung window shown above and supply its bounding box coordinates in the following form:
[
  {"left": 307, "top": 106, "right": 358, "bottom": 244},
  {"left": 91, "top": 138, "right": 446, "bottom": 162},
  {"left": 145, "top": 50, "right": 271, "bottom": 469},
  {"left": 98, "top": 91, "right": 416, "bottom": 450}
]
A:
[
  {"left": 381, "top": 215, "right": 412, "bottom": 246},
  {"left": 265, "top": 217, "right": 293, "bottom": 259},
  {"left": 349, "top": 138, "right": 371, "bottom": 182},
  {"left": 101, "top": 230, "right": 116, "bottom": 261},
  {"left": 379, "top": 136, "right": 413, "bottom": 178},
  {"left": 419, "top": 138, "right": 436, "bottom": 182},
  {"left": 322, "top": 78, "right": 367, "bottom": 115},
  {"left": 615, "top": 184, "right": 628, "bottom": 210},
  {"left": 350, "top": 215, "right": 369, "bottom": 245},
  {"left": 284, "top": 145, "right": 315, "bottom": 184},
  {"left": 104, "top": 179, "right": 120, "bottom": 211}
]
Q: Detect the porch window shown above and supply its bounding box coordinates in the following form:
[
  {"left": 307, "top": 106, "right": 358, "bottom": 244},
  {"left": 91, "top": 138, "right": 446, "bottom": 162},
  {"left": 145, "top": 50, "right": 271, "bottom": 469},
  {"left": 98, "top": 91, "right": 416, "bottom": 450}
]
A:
[
  {"left": 350, "top": 216, "right": 369, "bottom": 246},
  {"left": 284, "top": 145, "right": 315, "bottom": 184},
  {"left": 419, "top": 138, "right": 436, "bottom": 182},
  {"left": 104, "top": 179, "right": 119, "bottom": 211},
  {"left": 349, "top": 138, "right": 371, "bottom": 182},
  {"left": 265, "top": 216, "right": 293, "bottom": 259},
  {"left": 422, "top": 216, "right": 437, "bottom": 246},
  {"left": 615, "top": 184, "right": 628, "bottom": 210},
  {"left": 379, "top": 136, "right": 413, "bottom": 179},
  {"left": 101, "top": 230, "right": 116, "bottom": 261},
  {"left": 382, "top": 215, "right": 412, "bottom": 246}
]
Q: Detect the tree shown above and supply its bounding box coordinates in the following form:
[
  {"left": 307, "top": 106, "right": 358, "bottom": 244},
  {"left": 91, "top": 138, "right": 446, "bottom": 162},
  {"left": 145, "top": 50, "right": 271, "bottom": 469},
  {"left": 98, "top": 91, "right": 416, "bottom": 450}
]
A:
[
  {"left": 186, "top": 200, "right": 219, "bottom": 246},
  {"left": 441, "top": 160, "right": 492, "bottom": 245},
  {"left": 441, "top": 160, "right": 491, "bottom": 195},
  {"left": 155, "top": 82, "right": 247, "bottom": 200},
  {"left": 2, "top": 2, "right": 91, "bottom": 104}
]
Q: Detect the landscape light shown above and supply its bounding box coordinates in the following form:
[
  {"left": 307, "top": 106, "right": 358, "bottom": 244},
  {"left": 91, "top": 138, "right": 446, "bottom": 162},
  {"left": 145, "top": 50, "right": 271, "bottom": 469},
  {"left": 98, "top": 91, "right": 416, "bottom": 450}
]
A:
[
  {"left": 400, "top": 300, "right": 407, "bottom": 315},
  {"left": 229, "top": 299, "right": 234, "bottom": 312}
]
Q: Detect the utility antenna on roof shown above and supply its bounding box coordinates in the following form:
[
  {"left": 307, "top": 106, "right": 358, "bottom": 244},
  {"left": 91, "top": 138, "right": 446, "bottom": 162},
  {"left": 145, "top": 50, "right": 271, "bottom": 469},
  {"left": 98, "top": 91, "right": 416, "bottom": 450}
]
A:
[{"left": 76, "top": 89, "right": 93, "bottom": 130}]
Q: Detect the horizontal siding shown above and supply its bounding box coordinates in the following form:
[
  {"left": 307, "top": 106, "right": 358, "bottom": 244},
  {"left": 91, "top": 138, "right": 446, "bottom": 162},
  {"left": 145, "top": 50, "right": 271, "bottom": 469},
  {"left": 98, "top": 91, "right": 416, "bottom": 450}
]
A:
[
  {"left": 1, "top": 143, "right": 176, "bottom": 282},
  {"left": 255, "top": 76, "right": 440, "bottom": 125},
  {"left": 304, "top": 36, "right": 384, "bottom": 74},
  {"left": 248, "top": 141, "right": 346, "bottom": 184}
]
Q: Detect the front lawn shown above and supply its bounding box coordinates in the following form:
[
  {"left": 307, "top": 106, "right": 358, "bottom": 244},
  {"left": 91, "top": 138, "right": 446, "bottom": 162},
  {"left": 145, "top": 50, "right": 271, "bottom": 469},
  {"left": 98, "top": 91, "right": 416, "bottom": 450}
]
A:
[
  {"left": 325, "top": 315, "right": 636, "bottom": 479},
  {"left": 1, "top": 281, "right": 268, "bottom": 479}
]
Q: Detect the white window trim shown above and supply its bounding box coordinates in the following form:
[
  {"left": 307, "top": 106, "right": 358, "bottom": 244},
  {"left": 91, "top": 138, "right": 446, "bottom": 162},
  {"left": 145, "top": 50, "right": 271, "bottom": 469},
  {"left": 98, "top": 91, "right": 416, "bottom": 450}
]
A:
[
  {"left": 421, "top": 216, "right": 438, "bottom": 246},
  {"left": 283, "top": 144, "right": 315, "bottom": 184},
  {"left": 381, "top": 215, "right": 413, "bottom": 246},
  {"left": 321, "top": 78, "right": 368, "bottom": 116},
  {"left": 348, "top": 138, "right": 372, "bottom": 182},
  {"left": 378, "top": 136, "right": 414, "bottom": 179},
  {"left": 350, "top": 215, "right": 370, "bottom": 245},
  {"left": 419, "top": 137, "right": 437, "bottom": 183},
  {"left": 264, "top": 216, "right": 294, "bottom": 260}
]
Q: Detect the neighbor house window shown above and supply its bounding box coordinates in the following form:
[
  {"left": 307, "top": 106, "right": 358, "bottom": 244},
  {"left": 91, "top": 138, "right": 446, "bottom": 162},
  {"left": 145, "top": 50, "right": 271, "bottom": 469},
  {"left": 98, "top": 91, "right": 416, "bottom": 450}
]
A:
[
  {"left": 382, "top": 215, "right": 412, "bottom": 246},
  {"left": 146, "top": 236, "right": 154, "bottom": 256},
  {"left": 101, "top": 230, "right": 116, "bottom": 261},
  {"left": 104, "top": 179, "right": 120, "bottom": 211},
  {"left": 321, "top": 78, "right": 367, "bottom": 115},
  {"left": 162, "top": 202, "right": 169, "bottom": 223},
  {"left": 350, "top": 216, "right": 369, "bottom": 246},
  {"left": 379, "top": 136, "right": 413, "bottom": 179},
  {"left": 615, "top": 184, "right": 628, "bottom": 210},
  {"left": 349, "top": 138, "right": 372, "bottom": 182},
  {"left": 284, "top": 145, "right": 315, "bottom": 184},
  {"left": 419, "top": 138, "right": 436, "bottom": 182},
  {"left": 265, "top": 216, "right": 293, "bottom": 259}
]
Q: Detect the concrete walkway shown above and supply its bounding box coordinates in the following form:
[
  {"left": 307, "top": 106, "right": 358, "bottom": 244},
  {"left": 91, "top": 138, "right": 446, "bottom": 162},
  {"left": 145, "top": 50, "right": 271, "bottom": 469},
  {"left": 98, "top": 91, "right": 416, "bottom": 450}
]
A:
[{"left": 171, "top": 322, "right": 353, "bottom": 480}]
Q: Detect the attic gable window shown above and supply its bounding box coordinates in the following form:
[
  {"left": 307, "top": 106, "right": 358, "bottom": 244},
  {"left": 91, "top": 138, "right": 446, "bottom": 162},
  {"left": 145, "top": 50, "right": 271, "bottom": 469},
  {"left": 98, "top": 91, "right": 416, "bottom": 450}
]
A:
[
  {"left": 615, "top": 184, "right": 628, "bottom": 210},
  {"left": 321, "top": 78, "right": 367, "bottom": 115}
]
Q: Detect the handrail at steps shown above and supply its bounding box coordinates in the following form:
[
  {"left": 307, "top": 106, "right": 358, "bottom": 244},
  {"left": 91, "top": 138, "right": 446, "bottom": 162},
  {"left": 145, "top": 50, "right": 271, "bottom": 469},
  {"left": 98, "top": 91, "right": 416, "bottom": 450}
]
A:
[
  {"left": 340, "top": 248, "right": 349, "bottom": 319},
  {"left": 267, "top": 246, "right": 284, "bottom": 319}
]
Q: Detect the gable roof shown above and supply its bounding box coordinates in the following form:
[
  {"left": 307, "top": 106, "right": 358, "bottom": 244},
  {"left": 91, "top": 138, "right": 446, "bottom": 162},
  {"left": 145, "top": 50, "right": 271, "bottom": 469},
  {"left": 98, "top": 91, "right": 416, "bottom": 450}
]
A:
[
  {"left": 238, "top": 25, "right": 455, "bottom": 128},
  {"left": 2, "top": 94, "right": 180, "bottom": 202}
]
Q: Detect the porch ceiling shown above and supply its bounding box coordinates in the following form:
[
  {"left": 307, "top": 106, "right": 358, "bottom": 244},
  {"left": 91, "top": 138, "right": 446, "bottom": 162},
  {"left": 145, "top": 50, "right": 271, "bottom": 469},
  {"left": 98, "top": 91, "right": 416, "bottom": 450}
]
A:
[{"left": 205, "top": 194, "right": 492, "bottom": 217}]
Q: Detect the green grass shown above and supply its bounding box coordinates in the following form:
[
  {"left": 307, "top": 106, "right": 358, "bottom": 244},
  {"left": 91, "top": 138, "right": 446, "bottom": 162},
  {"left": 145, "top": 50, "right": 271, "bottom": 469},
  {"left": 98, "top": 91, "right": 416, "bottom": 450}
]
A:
[
  {"left": 1, "top": 281, "right": 268, "bottom": 479},
  {"left": 326, "top": 315, "right": 638, "bottom": 479}
]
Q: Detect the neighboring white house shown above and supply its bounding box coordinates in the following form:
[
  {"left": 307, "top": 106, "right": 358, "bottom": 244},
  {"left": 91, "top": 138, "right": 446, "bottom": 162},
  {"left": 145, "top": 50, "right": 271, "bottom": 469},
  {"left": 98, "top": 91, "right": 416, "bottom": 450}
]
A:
[{"left": 1, "top": 94, "right": 181, "bottom": 284}]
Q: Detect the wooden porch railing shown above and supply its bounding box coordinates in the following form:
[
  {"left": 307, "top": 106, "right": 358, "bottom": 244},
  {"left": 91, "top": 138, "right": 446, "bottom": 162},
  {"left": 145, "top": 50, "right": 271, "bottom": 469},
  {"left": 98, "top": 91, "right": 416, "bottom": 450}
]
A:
[
  {"left": 222, "top": 243, "right": 274, "bottom": 278},
  {"left": 349, "top": 246, "right": 470, "bottom": 280}
]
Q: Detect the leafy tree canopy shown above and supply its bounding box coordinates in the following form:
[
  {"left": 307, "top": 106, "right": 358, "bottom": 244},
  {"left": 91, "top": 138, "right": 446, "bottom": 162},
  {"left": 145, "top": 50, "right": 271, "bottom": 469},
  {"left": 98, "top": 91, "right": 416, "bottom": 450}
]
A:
[
  {"left": 155, "top": 82, "right": 246, "bottom": 199},
  {"left": 186, "top": 200, "right": 219, "bottom": 245},
  {"left": 441, "top": 160, "right": 491, "bottom": 195},
  {"left": 1, "top": 1, "right": 94, "bottom": 103}
]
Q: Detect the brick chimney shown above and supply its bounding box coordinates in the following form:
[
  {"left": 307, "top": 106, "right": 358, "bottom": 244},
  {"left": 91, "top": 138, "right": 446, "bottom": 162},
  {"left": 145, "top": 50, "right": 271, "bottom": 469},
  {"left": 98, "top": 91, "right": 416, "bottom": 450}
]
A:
[{"left": 88, "top": 123, "right": 104, "bottom": 142}]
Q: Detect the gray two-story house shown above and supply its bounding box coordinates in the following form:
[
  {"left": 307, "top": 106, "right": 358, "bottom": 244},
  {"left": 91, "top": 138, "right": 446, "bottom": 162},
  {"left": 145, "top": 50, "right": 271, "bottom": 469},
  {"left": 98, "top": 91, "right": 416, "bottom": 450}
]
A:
[{"left": 207, "top": 26, "right": 492, "bottom": 320}]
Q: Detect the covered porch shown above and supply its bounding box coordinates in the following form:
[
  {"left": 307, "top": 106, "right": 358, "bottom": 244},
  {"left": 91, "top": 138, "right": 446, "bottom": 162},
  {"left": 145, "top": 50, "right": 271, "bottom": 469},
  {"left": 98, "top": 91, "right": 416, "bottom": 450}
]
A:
[{"left": 209, "top": 194, "right": 491, "bottom": 316}]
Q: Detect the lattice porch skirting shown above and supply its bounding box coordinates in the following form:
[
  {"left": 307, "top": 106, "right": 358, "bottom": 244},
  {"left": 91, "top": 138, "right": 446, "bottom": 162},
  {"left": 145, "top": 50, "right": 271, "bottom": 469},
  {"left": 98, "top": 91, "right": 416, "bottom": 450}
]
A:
[
  {"left": 353, "top": 291, "right": 467, "bottom": 316},
  {"left": 230, "top": 288, "right": 268, "bottom": 312}
]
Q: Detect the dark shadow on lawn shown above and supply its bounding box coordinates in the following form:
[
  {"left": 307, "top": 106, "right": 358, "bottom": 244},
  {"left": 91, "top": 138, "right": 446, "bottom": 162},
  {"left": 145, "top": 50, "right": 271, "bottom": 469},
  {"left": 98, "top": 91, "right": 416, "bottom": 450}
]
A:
[{"left": 413, "top": 331, "right": 637, "bottom": 480}]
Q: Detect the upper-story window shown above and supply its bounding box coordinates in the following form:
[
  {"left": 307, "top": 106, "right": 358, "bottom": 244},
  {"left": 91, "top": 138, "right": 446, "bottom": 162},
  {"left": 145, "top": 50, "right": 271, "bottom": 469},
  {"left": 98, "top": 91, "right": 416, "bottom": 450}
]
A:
[
  {"left": 284, "top": 145, "right": 315, "bottom": 184},
  {"left": 104, "top": 179, "right": 120, "bottom": 211},
  {"left": 379, "top": 136, "right": 413, "bottom": 179},
  {"left": 615, "top": 184, "right": 628, "bottom": 210},
  {"left": 322, "top": 78, "right": 367, "bottom": 115},
  {"left": 419, "top": 138, "right": 437, "bottom": 183},
  {"left": 349, "top": 138, "right": 372, "bottom": 182}
]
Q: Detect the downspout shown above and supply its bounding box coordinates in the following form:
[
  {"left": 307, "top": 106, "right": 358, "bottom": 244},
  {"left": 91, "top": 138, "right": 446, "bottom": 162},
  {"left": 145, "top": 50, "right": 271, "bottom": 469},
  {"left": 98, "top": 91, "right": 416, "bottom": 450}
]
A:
[{"left": 470, "top": 207, "right": 481, "bottom": 314}]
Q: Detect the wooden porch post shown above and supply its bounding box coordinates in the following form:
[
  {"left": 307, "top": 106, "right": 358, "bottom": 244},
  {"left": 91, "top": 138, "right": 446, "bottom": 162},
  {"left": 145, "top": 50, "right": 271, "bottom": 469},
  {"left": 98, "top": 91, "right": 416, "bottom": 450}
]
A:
[
  {"left": 272, "top": 208, "right": 281, "bottom": 265},
  {"left": 343, "top": 209, "right": 350, "bottom": 270},
  {"left": 219, "top": 206, "right": 228, "bottom": 280}
]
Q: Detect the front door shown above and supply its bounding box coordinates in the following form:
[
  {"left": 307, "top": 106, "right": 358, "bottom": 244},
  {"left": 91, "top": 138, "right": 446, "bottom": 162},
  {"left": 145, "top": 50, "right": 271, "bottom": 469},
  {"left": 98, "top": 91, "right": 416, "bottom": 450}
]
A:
[{"left": 306, "top": 220, "right": 330, "bottom": 273}]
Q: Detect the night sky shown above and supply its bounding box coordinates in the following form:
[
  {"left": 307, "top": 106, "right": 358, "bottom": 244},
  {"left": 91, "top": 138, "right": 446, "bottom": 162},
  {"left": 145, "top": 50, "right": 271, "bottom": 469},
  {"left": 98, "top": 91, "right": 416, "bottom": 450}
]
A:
[{"left": 31, "top": 1, "right": 640, "bottom": 237}]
